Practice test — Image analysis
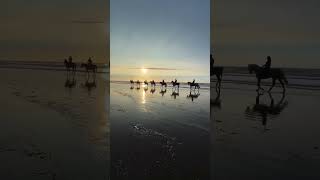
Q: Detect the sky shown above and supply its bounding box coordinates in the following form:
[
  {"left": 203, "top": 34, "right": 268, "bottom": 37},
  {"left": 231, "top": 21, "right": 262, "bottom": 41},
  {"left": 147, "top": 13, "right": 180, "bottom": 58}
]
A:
[
  {"left": 212, "top": 0, "right": 320, "bottom": 68},
  {"left": 111, "top": 0, "right": 210, "bottom": 82},
  {"left": 0, "top": 0, "right": 109, "bottom": 63}
]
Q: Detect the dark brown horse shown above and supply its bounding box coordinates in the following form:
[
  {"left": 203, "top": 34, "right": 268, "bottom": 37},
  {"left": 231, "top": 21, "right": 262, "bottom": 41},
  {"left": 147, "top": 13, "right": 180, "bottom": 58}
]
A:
[
  {"left": 64, "top": 59, "right": 77, "bottom": 72},
  {"left": 187, "top": 82, "right": 200, "bottom": 89},
  {"left": 248, "top": 64, "right": 288, "bottom": 92},
  {"left": 81, "top": 63, "right": 97, "bottom": 75},
  {"left": 160, "top": 80, "right": 167, "bottom": 88},
  {"left": 171, "top": 80, "right": 180, "bottom": 88},
  {"left": 211, "top": 66, "right": 223, "bottom": 92},
  {"left": 150, "top": 80, "right": 156, "bottom": 87}
]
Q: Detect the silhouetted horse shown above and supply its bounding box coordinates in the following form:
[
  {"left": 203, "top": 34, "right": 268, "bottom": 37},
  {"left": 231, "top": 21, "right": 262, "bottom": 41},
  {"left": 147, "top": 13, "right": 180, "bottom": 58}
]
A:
[
  {"left": 187, "top": 82, "right": 200, "bottom": 89},
  {"left": 187, "top": 91, "right": 200, "bottom": 102},
  {"left": 150, "top": 80, "right": 156, "bottom": 87},
  {"left": 81, "top": 63, "right": 97, "bottom": 75},
  {"left": 248, "top": 64, "right": 288, "bottom": 92},
  {"left": 171, "top": 80, "right": 180, "bottom": 88},
  {"left": 64, "top": 59, "right": 77, "bottom": 72},
  {"left": 160, "top": 81, "right": 167, "bottom": 88},
  {"left": 130, "top": 80, "right": 134, "bottom": 84},
  {"left": 136, "top": 80, "right": 141, "bottom": 89},
  {"left": 245, "top": 92, "right": 288, "bottom": 130},
  {"left": 211, "top": 67, "right": 223, "bottom": 92},
  {"left": 144, "top": 80, "right": 148, "bottom": 86}
]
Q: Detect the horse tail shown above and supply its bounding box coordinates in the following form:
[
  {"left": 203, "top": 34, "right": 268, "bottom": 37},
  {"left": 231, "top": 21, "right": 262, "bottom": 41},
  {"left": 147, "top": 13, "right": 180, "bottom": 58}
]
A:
[
  {"left": 281, "top": 70, "right": 288, "bottom": 85},
  {"left": 284, "top": 75, "right": 288, "bottom": 85},
  {"left": 220, "top": 67, "right": 224, "bottom": 79}
]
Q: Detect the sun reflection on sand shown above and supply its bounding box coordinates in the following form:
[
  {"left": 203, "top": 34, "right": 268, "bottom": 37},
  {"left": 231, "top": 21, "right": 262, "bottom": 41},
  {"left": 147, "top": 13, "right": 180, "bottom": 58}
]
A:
[{"left": 141, "top": 86, "right": 146, "bottom": 104}]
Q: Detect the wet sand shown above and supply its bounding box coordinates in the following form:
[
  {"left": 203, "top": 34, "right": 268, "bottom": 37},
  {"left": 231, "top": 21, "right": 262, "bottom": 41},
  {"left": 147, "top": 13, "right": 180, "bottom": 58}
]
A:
[
  {"left": 110, "top": 82, "right": 210, "bottom": 179},
  {"left": 0, "top": 68, "right": 109, "bottom": 179},
  {"left": 211, "top": 79, "right": 320, "bottom": 179}
]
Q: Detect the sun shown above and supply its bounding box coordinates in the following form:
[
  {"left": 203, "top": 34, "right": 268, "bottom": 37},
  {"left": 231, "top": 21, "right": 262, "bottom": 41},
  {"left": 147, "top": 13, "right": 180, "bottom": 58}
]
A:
[{"left": 141, "top": 68, "right": 147, "bottom": 74}]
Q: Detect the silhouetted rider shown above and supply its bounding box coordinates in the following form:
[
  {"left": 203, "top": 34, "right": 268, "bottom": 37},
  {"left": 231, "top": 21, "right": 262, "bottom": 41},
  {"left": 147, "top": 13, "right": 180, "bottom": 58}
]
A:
[
  {"left": 210, "top": 54, "right": 214, "bottom": 68},
  {"left": 262, "top": 56, "right": 271, "bottom": 72},
  {"left": 88, "top": 57, "right": 93, "bottom": 66},
  {"left": 68, "top": 56, "right": 73, "bottom": 63}
]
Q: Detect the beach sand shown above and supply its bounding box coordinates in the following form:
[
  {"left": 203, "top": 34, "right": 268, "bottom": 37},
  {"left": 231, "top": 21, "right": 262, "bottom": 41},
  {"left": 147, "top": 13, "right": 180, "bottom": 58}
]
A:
[
  {"left": 110, "top": 82, "right": 210, "bottom": 179},
  {"left": 211, "top": 78, "right": 320, "bottom": 179},
  {"left": 0, "top": 68, "right": 109, "bottom": 179}
]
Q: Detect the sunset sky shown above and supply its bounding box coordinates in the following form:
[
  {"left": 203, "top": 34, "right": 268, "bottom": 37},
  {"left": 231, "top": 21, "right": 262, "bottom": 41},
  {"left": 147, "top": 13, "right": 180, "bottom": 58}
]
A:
[
  {"left": 111, "top": 0, "right": 210, "bottom": 82},
  {"left": 212, "top": 0, "right": 320, "bottom": 68},
  {"left": 1, "top": 0, "right": 109, "bottom": 63}
]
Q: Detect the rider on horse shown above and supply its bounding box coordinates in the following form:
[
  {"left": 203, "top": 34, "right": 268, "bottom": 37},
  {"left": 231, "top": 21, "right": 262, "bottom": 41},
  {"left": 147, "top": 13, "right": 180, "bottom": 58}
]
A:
[
  {"left": 210, "top": 54, "right": 214, "bottom": 68},
  {"left": 88, "top": 57, "right": 93, "bottom": 66},
  {"left": 68, "top": 56, "right": 73, "bottom": 64},
  {"left": 262, "top": 56, "right": 272, "bottom": 76},
  {"left": 210, "top": 54, "right": 215, "bottom": 75}
]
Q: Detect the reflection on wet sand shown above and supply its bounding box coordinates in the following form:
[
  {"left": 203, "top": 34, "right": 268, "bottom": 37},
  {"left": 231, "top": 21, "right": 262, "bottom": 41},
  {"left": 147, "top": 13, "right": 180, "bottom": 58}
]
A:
[
  {"left": 245, "top": 92, "right": 288, "bottom": 130},
  {"left": 150, "top": 87, "right": 156, "bottom": 94},
  {"left": 65, "top": 73, "right": 77, "bottom": 89},
  {"left": 211, "top": 81, "right": 320, "bottom": 179},
  {"left": 81, "top": 75, "right": 97, "bottom": 94},
  {"left": 0, "top": 68, "right": 109, "bottom": 179},
  {"left": 187, "top": 90, "right": 200, "bottom": 102},
  {"left": 211, "top": 91, "right": 221, "bottom": 109},
  {"left": 112, "top": 82, "right": 210, "bottom": 179},
  {"left": 171, "top": 88, "right": 179, "bottom": 99},
  {"left": 160, "top": 88, "right": 167, "bottom": 96}
]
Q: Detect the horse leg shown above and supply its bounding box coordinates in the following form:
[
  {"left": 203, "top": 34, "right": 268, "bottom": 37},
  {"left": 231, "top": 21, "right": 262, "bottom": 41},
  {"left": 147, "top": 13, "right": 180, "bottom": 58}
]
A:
[
  {"left": 216, "top": 81, "right": 219, "bottom": 93},
  {"left": 268, "top": 78, "right": 276, "bottom": 92},
  {"left": 279, "top": 79, "right": 286, "bottom": 93},
  {"left": 218, "top": 75, "right": 222, "bottom": 89},
  {"left": 256, "top": 79, "right": 261, "bottom": 91}
]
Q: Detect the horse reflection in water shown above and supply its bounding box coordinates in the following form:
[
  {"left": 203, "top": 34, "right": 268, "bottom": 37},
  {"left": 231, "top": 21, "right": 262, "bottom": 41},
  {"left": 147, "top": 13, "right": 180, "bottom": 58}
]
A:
[
  {"left": 245, "top": 92, "right": 288, "bottom": 131},
  {"left": 144, "top": 85, "right": 148, "bottom": 92},
  {"left": 187, "top": 90, "right": 200, "bottom": 102},
  {"left": 211, "top": 91, "right": 221, "bottom": 109},
  {"left": 130, "top": 80, "right": 134, "bottom": 89},
  {"left": 150, "top": 86, "right": 156, "bottom": 94},
  {"left": 65, "top": 72, "right": 77, "bottom": 89},
  {"left": 159, "top": 88, "right": 167, "bottom": 96},
  {"left": 82, "top": 75, "right": 97, "bottom": 94},
  {"left": 171, "top": 88, "right": 179, "bottom": 99}
]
